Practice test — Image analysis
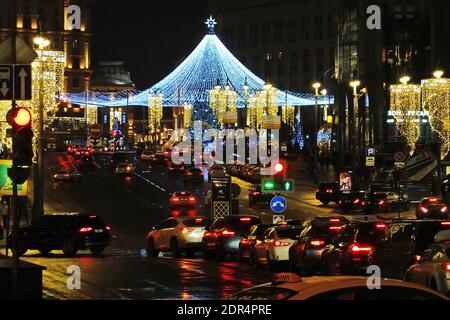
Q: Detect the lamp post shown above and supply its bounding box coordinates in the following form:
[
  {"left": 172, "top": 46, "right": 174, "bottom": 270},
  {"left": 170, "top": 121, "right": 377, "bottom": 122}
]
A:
[
  {"left": 349, "top": 79, "right": 361, "bottom": 168},
  {"left": 312, "top": 82, "right": 321, "bottom": 183}
]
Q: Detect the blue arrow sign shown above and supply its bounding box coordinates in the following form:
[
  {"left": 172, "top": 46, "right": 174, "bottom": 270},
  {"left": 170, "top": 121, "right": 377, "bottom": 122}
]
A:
[{"left": 270, "top": 196, "right": 287, "bottom": 213}]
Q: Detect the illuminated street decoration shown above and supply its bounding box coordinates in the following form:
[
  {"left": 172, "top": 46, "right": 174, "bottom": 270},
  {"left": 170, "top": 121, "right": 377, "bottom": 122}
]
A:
[
  {"left": 421, "top": 75, "right": 450, "bottom": 157},
  {"left": 282, "top": 105, "right": 295, "bottom": 127},
  {"left": 65, "top": 18, "right": 333, "bottom": 112},
  {"left": 291, "top": 112, "right": 304, "bottom": 150},
  {"left": 148, "top": 93, "right": 163, "bottom": 132},
  {"left": 183, "top": 103, "right": 192, "bottom": 128},
  {"left": 389, "top": 83, "right": 422, "bottom": 155},
  {"left": 208, "top": 84, "right": 237, "bottom": 127}
]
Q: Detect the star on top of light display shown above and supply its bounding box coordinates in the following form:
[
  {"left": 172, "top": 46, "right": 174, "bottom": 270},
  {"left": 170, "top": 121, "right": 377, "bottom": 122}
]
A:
[{"left": 205, "top": 15, "right": 217, "bottom": 34}]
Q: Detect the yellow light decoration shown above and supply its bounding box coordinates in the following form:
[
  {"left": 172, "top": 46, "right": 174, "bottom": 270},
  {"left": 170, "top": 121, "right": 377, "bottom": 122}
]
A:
[
  {"left": 389, "top": 83, "right": 422, "bottom": 155},
  {"left": 183, "top": 103, "right": 192, "bottom": 128},
  {"left": 87, "top": 91, "right": 98, "bottom": 125},
  {"left": 248, "top": 94, "right": 264, "bottom": 130},
  {"left": 208, "top": 84, "right": 237, "bottom": 127},
  {"left": 421, "top": 77, "right": 450, "bottom": 157},
  {"left": 282, "top": 105, "right": 295, "bottom": 127},
  {"left": 148, "top": 93, "right": 163, "bottom": 132}
]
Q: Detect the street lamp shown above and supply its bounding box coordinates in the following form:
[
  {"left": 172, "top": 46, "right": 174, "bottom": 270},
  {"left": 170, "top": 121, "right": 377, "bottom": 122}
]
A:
[
  {"left": 349, "top": 80, "right": 361, "bottom": 165},
  {"left": 312, "top": 82, "right": 321, "bottom": 183}
]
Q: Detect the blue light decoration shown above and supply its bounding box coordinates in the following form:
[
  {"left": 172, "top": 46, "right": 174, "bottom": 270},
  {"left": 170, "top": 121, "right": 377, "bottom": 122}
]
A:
[
  {"left": 66, "top": 16, "right": 334, "bottom": 119},
  {"left": 292, "top": 113, "right": 304, "bottom": 150}
]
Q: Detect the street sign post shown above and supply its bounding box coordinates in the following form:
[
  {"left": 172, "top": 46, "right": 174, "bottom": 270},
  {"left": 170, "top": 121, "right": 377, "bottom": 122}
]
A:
[
  {"left": 270, "top": 196, "right": 287, "bottom": 213},
  {"left": 211, "top": 176, "right": 232, "bottom": 220},
  {"left": 394, "top": 151, "right": 406, "bottom": 163},
  {"left": 365, "top": 156, "right": 375, "bottom": 167},
  {"left": 89, "top": 124, "right": 103, "bottom": 138},
  {"left": 0, "top": 64, "right": 31, "bottom": 101}
]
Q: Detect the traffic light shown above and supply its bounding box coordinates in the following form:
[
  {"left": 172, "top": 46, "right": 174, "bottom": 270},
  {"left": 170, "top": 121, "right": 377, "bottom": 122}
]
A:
[
  {"left": 7, "top": 107, "right": 33, "bottom": 167},
  {"left": 261, "top": 161, "right": 294, "bottom": 193}
]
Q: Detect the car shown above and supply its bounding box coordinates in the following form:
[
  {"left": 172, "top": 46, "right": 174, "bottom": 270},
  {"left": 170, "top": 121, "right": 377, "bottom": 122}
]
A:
[
  {"left": 202, "top": 215, "right": 261, "bottom": 260},
  {"left": 321, "top": 216, "right": 389, "bottom": 276},
  {"left": 443, "top": 175, "right": 450, "bottom": 204},
  {"left": 323, "top": 218, "right": 450, "bottom": 279},
  {"left": 416, "top": 197, "right": 449, "bottom": 219},
  {"left": 114, "top": 163, "right": 134, "bottom": 176},
  {"left": 315, "top": 182, "right": 340, "bottom": 205},
  {"left": 167, "top": 161, "right": 185, "bottom": 176},
  {"left": 110, "top": 152, "right": 129, "bottom": 171},
  {"left": 367, "top": 191, "right": 410, "bottom": 213},
  {"left": 9, "top": 213, "right": 112, "bottom": 256},
  {"left": 169, "top": 191, "right": 197, "bottom": 209},
  {"left": 248, "top": 185, "right": 278, "bottom": 206},
  {"left": 150, "top": 153, "right": 167, "bottom": 167},
  {"left": 227, "top": 273, "right": 448, "bottom": 300},
  {"left": 146, "top": 216, "right": 211, "bottom": 258},
  {"left": 338, "top": 191, "right": 367, "bottom": 213},
  {"left": 208, "top": 164, "right": 227, "bottom": 181},
  {"left": 140, "top": 150, "right": 154, "bottom": 162},
  {"left": 239, "top": 224, "right": 274, "bottom": 264},
  {"left": 184, "top": 167, "right": 204, "bottom": 183},
  {"left": 254, "top": 225, "right": 303, "bottom": 270},
  {"left": 79, "top": 155, "right": 96, "bottom": 171},
  {"left": 73, "top": 148, "right": 90, "bottom": 159},
  {"left": 289, "top": 217, "right": 348, "bottom": 275},
  {"left": 53, "top": 169, "right": 82, "bottom": 182},
  {"left": 405, "top": 242, "right": 450, "bottom": 296}
]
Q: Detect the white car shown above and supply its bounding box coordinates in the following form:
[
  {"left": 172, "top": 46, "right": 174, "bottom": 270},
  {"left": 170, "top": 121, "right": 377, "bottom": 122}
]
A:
[
  {"left": 140, "top": 150, "right": 153, "bottom": 161},
  {"left": 254, "top": 225, "right": 302, "bottom": 270},
  {"left": 228, "top": 273, "right": 449, "bottom": 300},
  {"left": 146, "top": 216, "right": 211, "bottom": 257}
]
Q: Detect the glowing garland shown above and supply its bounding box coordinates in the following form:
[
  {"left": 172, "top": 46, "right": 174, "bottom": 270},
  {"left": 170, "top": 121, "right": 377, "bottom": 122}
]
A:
[
  {"left": 389, "top": 84, "right": 422, "bottom": 155},
  {"left": 183, "top": 103, "right": 192, "bottom": 128},
  {"left": 282, "top": 105, "right": 295, "bottom": 128},
  {"left": 148, "top": 93, "right": 163, "bottom": 132},
  {"left": 421, "top": 77, "right": 450, "bottom": 157},
  {"left": 208, "top": 84, "right": 237, "bottom": 127}
]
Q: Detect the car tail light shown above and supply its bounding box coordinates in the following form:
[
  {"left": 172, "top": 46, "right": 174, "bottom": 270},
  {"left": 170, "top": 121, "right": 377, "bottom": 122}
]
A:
[
  {"left": 222, "top": 229, "right": 235, "bottom": 236},
  {"left": 105, "top": 226, "right": 111, "bottom": 232},
  {"left": 326, "top": 189, "right": 333, "bottom": 193},
  {"left": 240, "top": 238, "right": 249, "bottom": 244},
  {"left": 188, "top": 172, "right": 193, "bottom": 176},
  {"left": 330, "top": 218, "right": 340, "bottom": 222},
  {"left": 195, "top": 218, "right": 203, "bottom": 223},
  {"left": 182, "top": 228, "right": 194, "bottom": 234},
  {"left": 429, "top": 198, "right": 438, "bottom": 202},
  {"left": 53, "top": 174, "right": 58, "bottom": 178},
  {"left": 310, "top": 240, "right": 325, "bottom": 247},
  {"left": 415, "top": 255, "right": 422, "bottom": 262},
  {"left": 173, "top": 197, "right": 180, "bottom": 202},
  {"left": 378, "top": 200, "right": 385, "bottom": 206},
  {"left": 350, "top": 244, "right": 373, "bottom": 254},
  {"left": 316, "top": 189, "right": 320, "bottom": 193},
  {"left": 188, "top": 197, "right": 196, "bottom": 202},
  {"left": 329, "top": 226, "right": 342, "bottom": 231},
  {"left": 419, "top": 206, "right": 429, "bottom": 214},
  {"left": 441, "top": 263, "right": 450, "bottom": 272},
  {"left": 441, "top": 221, "right": 450, "bottom": 227},
  {"left": 255, "top": 240, "right": 262, "bottom": 245},
  {"left": 353, "top": 199, "right": 360, "bottom": 205},
  {"left": 441, "top": 206, "right": 448, "bottom": 213},
  {"left": 240, "top": 217, "right": 251, "bottom": 222},
  {"left": 252, "top": 192, "right": 261, "bottom": 196},
  {"left": 376, "top": 223, "right": 387, "bottom": 229},
  {"left": 274, "top": 241, "right": 290, "bottom": 247},
  {"left": 79, "top": 227, "right": 93, "bottom": 233}
]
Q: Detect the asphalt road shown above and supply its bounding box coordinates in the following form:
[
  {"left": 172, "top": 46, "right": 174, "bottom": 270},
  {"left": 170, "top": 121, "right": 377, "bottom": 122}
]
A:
[{"left": 16, "top": 151, "right": 414, "bottom": 299}]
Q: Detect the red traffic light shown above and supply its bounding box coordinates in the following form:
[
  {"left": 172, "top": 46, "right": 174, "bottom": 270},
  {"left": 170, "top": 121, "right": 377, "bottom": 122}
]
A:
[
  {"left": 274, "top": 163, "right": 284, "bottom": 174},
  {"left": 7, "top": 107, "right": 32, "bottom": 128}
]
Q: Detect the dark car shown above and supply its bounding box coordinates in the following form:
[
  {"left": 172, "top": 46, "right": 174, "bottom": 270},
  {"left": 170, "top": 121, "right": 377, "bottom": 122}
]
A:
[
  {"left": 9, "top": 213, "right": 112, "bottom": 256},
  {"left": 289, "top": 217, "right": 348, "bottom": 275},
  {"left": 338, "top": 191, "right": 367, "bottom": 213},
  {"left": 367, "top": 191, "right": 410, "bottom": 213},
  {"left": 315, "top": 182, "right": 340, "bottom": 205},
  {"left": 184, "top": 167, "right": 204, "bottom": 183},
  {"left": 416, "top": 197, "right": 449, "bottom": 219},
  {"left": 202, "top": 215, "right": 261, "bottom": 260},
  {"left": 110, "top": 152, "right": 128, "bottom": 171},
  {"left": 321, "top": 217, "right": 389, "bottom": 275},
  {"left": 248, "top": 185, "right": 278, "bottom": 206},
  {"left": 167, "top": 161, "right": 185, "bottom": 177},
  {"left": 150, "top": 153, "right": 167, "bottom": 167},
  {"left": 73, "top": 148, "right": 90, "bottom": 160},
  {"left": 238, "top": 224, "right": 274, "bottom": 264},
  {"left": 79, "top": 155, "right": 95, "bottom": 171}
]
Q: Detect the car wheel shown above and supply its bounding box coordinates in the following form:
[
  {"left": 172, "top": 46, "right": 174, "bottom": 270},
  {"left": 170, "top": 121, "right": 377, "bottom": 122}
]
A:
[
  {"left": 62, "top": 238, "right": 78, "bottom": 256},
  {"left": 39, "top": 248, "right": 52, "bottom": 256},
  {"left": 147, "top": 239, "right": 159, "bottom": 257},
  {"left": 171, "top": 238, "right": 181, "bottom": 258},
  {"left": 90, "top": 247, "right": 106, "bottom": 255}
]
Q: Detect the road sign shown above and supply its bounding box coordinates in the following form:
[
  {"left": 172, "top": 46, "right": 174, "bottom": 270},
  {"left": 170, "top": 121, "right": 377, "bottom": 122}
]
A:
[
  {"left": 270, "top": 196, "right": 287, "bottom": 213},
  {"left": 0, "top": 160, "right": 28, "bottom": 196},
  {"left": 366, "top": 156, "right": 375, "bottom": 167},
  {"left": 89, "top": 124, "right": 103, "bottom": 138},
  {"left": 394, "top": 151, "right": 406, "bottom": 162},
  {"left": 0, "top": 64, "right": 31, "bottom": 101},
  {"left": 273, "top": 215, "right": 286, "bottom": 224},
  {"left": 395, "top": 162, "right": 406, "bottom": 168}
]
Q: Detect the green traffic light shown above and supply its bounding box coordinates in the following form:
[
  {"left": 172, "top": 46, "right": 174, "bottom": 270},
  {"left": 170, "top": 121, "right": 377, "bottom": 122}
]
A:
[
  {"left": 284, "top": 181, "right": 292, "bottom": 191},
  {"left": 264, "top": 181, "right": 275, "bottom": 190}
]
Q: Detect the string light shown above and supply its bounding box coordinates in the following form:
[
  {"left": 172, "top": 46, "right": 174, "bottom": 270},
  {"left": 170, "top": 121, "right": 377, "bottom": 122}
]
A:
[
  {"left": 389, "top": 82, "right": 422, "bottom": 155},
  {"left": 148, "top": 93, "right": 163, "bottom": 132},
  {"left": 282, "top": 105, "right": 295, "bottom": 127},
  {"left": 183, "top": 103, "right": 192, "bottom": 128},
  {"left": 421, "top": 74, "right": 450, "bottom": 157}
]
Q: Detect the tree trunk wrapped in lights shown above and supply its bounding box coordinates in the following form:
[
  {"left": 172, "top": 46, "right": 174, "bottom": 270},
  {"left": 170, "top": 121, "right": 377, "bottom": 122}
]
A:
[
  {"left": 183, "top": 103, "right": 192, "bottom": 128},
  {"left": 282, "top": 105, "right": 295, "bottom": 127},
  {"left": 148, "top": 93, "right": 163, "bottom": 132},
  {"left": 389, "top": 83, "right": 422, "bottom": 155},
  {"left": 31, "top": 49, "right": 65, "bottom": 162},
  {"left": 421, "top": 77, "right": 450, "bottom": 157}
]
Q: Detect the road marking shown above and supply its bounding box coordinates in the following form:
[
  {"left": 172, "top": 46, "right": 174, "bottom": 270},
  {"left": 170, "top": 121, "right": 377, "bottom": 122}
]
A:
[{"left": 134, "top": 173, "right": 167, "bottom": 192}]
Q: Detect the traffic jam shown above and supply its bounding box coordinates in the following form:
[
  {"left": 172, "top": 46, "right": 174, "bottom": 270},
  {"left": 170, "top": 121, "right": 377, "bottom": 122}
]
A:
[{"left": 15, "top": 143, "right": 447, "bottom": 301}]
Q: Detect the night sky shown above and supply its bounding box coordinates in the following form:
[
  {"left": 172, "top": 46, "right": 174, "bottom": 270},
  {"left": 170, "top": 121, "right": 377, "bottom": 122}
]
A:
[{"left": 91, "top": 0, "right": 210, "bottom": 89}]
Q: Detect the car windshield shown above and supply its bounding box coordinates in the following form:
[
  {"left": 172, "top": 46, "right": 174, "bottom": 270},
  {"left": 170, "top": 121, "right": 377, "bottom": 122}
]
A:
[
  {"left": 226, "top": 216, "right": 261, "bottom": 231},
  {"left": 276, "top": 227, "right": 301, "bottom": 239},
  {"left": 184, "top": 218, "right": 211, "bottom": 227},
  {"left": 355, "top": 224, "right": 386, "bottom": 243},
  {"left": 174, "top": 192, "right": 192, "bottom": 197}
]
